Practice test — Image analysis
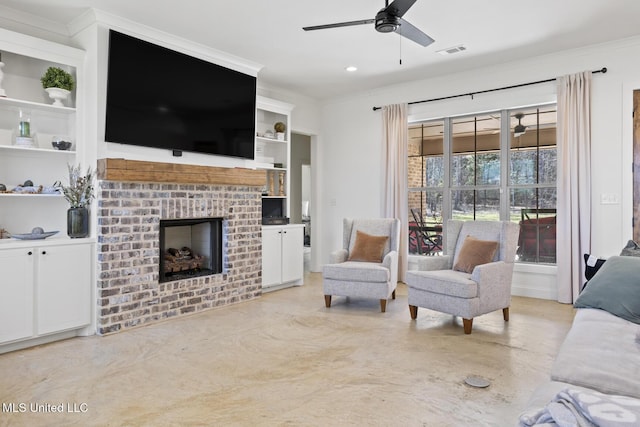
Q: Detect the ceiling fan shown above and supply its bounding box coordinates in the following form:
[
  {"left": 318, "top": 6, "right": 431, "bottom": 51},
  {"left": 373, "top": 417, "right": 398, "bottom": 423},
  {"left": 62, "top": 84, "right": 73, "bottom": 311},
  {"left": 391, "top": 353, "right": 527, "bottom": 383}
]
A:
[
  {"left": 514, "top": 113, "right": 527, "bottom": 137},
  {"left": 302, "top": 0, "right": 435, "bottom": 47}
]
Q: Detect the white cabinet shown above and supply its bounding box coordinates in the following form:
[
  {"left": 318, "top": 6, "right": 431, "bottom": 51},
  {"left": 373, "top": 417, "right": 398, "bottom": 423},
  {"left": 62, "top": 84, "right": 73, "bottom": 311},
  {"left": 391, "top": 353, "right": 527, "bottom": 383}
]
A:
[
  {"left": 262, "top": 227, "right": 282, "bottom": 287},
  {"left": 0, "top": 27, "right": 85, "bottom": 238},
  {"left": 36, "top": 243, "right": 92, "bottom": 335},
  {"left": 0, "top": 239, "right": 94, "bottom": 351},
  {"left": 0, "top": 247, "right": 34, "bottom": 342},
  {"left": 262, "top": 224, "right": 304, "bottom": 291}
]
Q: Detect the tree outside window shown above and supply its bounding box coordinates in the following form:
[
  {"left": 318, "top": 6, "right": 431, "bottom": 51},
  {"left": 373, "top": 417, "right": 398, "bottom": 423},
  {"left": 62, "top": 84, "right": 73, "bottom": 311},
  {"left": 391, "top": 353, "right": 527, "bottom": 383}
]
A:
[
  {"left": 408, "top": 121, "right": 444, "bottom": 256},
  {"left": 451, "top": 114, "right": 501, "bottom": 221}
]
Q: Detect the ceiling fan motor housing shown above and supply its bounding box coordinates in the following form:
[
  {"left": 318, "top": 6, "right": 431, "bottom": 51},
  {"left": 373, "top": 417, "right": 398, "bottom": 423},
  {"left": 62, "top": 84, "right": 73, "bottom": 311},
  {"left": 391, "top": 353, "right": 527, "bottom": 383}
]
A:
[{"left": 375, "top": 10, "right": 399, "bottom": 33}]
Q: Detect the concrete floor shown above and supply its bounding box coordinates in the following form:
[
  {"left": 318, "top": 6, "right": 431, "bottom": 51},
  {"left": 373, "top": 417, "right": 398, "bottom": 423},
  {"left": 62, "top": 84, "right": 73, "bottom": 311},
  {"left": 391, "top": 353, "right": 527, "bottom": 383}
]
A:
[{"left": 0, "top": 272, "right": 575, "bottom": 427}]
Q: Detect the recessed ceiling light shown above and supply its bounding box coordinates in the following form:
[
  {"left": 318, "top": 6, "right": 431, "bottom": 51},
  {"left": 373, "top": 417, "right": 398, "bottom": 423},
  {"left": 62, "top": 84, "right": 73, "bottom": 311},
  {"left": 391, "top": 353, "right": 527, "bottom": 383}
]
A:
[{"left": 345, "top": 66, "right": 358, "bottom": 72}]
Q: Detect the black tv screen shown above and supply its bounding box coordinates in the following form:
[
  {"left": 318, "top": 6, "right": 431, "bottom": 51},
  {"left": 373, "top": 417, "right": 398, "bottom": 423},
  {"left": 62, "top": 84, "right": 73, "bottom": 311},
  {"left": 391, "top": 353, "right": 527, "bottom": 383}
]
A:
[{"left": 105, "top": 30, "right": 256, "bottom": 160}]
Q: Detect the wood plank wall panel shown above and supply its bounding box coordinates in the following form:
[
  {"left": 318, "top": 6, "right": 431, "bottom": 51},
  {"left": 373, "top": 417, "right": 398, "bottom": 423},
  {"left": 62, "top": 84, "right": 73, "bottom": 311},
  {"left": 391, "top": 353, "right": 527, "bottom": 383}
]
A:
[{"left": 97, "top": 158, "right": 266, "bottom": 187}]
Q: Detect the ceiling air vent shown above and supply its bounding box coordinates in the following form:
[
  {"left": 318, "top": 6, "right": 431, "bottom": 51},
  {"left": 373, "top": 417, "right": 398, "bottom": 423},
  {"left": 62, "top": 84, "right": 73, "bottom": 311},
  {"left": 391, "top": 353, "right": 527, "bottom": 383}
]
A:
[{"left": 437, "top": 45, "right": 467, "bottom": 56}]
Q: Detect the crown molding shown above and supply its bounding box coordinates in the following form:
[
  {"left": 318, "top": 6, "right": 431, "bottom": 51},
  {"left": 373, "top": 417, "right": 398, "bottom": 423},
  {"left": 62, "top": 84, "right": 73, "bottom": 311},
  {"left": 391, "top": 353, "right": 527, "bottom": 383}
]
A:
[
  {"left": 0, "top": 5, "right": 70, "bottom": 40},
  {"left": 68, "top": 8, "right": 262, "bottom": 77}
]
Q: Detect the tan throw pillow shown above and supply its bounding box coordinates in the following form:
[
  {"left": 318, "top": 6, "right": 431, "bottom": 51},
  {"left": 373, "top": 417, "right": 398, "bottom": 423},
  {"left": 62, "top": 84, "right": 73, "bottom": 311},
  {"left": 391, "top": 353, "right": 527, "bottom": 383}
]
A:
[
  {"left": 348, "top": 230, "right": 389, "bottom": 263},
  {"left": 453, "top": 235, "right": 499, "bottom": 273}
]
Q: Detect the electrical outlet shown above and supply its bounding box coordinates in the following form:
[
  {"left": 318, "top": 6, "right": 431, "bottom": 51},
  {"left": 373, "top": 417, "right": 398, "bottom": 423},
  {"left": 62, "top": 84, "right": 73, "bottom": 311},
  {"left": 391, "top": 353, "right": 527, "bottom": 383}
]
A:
[{"left": 600, "top": 193, "right": 620, "bottom": 204}]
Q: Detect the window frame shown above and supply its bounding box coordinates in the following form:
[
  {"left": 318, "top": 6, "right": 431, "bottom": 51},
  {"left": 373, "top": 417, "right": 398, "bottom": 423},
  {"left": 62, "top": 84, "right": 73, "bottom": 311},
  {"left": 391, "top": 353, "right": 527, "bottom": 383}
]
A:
[{"left": 407, "top": 103, "right": 557, "bottom": 264}]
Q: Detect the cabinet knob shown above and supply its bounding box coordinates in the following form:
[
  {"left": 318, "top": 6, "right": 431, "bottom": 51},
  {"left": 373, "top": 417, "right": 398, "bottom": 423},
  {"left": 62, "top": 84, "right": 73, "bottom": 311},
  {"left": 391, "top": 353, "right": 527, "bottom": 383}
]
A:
[
  {"left": 41, "top": 250, "right": 47, "bottom": 255},
  {"left": 27, "top": 251, "right": 33, "bottom": 256}
]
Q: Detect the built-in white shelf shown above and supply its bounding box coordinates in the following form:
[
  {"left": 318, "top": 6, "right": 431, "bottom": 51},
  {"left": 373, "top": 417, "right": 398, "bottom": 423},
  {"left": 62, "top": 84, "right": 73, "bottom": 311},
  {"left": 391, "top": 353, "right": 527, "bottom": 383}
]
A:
[
  {"left": 0, "top": 193, "right": 62, "bottom": 198},
  {"left": 0, "top": 96, "right": 75, "bottom": 114},
  {"left": 256, "top": 136, "right": 287, "bottom": 144},
  {"left": 0, "top": 145, "right": 75, "bottom": 155}
]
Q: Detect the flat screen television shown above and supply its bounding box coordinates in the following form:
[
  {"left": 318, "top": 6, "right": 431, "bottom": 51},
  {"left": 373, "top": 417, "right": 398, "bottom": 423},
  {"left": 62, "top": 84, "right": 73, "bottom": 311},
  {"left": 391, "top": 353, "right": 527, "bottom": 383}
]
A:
[{"left": 105, "top": 30, "right": 256, "bottom": 160}]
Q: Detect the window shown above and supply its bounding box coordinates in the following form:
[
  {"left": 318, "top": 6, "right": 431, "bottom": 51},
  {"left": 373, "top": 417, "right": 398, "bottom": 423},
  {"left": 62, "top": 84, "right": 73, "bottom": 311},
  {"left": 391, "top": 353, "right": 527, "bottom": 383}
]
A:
[
  {"left": 408, "top": 121, "right": 444, "bottom": 255},
  {"left": 451, "top": 113, "right": 501, "bottom": 221},
  {"left": 407, "top": 105, "right": 557, "bottom": 264},
  {"left": 509, "top": 107, "right": 557, "bottom": 263}
]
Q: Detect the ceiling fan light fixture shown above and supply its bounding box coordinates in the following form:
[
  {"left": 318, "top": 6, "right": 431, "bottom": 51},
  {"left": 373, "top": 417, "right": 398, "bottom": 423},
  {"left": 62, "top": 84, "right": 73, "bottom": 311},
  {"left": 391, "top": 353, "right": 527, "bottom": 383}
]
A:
[
  {"left": 514, "top": 113, "right": 527, "bottom": 137},
  {"left": 375, "top": 11, "right": 399, "bottom": 33}
]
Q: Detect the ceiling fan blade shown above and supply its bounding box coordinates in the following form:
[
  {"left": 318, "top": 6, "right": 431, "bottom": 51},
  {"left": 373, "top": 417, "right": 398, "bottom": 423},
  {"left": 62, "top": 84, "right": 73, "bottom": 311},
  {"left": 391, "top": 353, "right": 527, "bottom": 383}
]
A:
[
  {"left": 384, "top": 0, "right": 417, "bottom": 18},
  {"left": 395, "top": 18, "right": 435, "bottom": 47},
  {"left": 303, "top": 19, "right": 374, "bottom": 31}
]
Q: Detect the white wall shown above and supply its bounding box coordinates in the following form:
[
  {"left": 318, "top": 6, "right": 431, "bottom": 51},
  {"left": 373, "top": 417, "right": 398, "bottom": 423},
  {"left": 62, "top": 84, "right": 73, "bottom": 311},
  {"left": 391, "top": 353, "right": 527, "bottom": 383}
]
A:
[{"left": 316, "top": 36, "right": 640, "bottom": 299}]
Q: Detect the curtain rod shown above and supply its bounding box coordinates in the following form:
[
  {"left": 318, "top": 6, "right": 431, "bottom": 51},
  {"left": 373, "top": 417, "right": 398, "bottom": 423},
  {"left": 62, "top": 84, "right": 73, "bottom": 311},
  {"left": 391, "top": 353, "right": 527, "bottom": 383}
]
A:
[{"left": 372, "top": 67, "right": 607, "bottom": 111}]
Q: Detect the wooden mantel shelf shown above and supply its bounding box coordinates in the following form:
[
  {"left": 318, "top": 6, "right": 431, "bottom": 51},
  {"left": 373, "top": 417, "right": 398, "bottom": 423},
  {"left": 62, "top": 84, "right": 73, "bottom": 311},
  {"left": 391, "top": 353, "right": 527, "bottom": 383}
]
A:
[{"left": 97, "top": 158, "right": 266, "bottom": 187}]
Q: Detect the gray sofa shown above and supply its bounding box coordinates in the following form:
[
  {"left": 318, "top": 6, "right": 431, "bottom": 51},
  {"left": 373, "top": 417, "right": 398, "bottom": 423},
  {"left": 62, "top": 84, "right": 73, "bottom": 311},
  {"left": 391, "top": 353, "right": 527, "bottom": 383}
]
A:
[{"left": 518, "top": 255, "right": 640, "bottom": 426}]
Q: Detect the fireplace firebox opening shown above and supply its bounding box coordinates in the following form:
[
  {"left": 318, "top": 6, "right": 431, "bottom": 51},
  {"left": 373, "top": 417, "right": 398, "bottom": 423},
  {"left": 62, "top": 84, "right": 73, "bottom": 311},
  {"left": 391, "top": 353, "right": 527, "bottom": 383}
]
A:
[{"left": 159, "top": 217, "right": 223, "bottom": 283}]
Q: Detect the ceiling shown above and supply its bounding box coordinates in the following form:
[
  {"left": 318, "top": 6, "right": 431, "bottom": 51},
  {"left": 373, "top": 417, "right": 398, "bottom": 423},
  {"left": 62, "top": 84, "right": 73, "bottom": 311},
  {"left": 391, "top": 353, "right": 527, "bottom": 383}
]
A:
[{"left": 1, "top": 0, "right": 640, "bottom": 100}]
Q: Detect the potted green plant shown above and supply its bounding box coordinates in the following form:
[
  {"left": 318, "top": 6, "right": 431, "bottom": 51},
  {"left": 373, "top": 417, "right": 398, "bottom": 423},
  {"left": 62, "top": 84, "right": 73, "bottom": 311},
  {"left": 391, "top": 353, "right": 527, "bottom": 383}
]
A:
[
  {"left": 40, "top": 67, "right": 75, "bottom": 106},
  {"left": 55, "top": 164, "right": 94, "bottom": 238}
]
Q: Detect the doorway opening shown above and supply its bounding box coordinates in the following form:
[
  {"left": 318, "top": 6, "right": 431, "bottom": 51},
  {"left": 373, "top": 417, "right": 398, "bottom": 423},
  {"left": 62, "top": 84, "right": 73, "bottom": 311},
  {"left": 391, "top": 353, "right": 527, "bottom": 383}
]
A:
[{"left": 291, "top": 133, "right": 312, "bottom": 272}]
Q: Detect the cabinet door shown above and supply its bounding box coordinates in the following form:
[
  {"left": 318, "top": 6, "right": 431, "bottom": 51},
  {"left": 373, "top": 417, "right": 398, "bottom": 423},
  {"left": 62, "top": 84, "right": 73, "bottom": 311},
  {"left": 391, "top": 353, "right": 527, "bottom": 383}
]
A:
[
  {"left": 281, "top": 227, "right": 303, "bottom": 283},
  {"left": 262, "top": 228, "right": 282, "bottom": 287},
  {"left": 37, "top": 244, "right": 92, "bottom": 335},
  {"left": 0, "top": 247, "right": 34, "bottom": 343}
]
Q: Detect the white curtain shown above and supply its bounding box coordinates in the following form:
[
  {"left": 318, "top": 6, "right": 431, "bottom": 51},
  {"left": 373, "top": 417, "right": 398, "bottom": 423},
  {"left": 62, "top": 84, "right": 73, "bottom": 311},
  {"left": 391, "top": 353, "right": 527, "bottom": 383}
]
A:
[
  {"left": 382, "top": 103, "right": 408, "bottom": 282},
  {"left": 556, "top": 71, "right": 592, "bottom": 303}
]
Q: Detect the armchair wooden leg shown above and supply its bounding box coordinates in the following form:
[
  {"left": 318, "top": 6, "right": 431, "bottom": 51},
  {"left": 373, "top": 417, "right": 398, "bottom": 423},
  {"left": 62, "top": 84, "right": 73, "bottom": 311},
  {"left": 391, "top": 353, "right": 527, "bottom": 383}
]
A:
[
  {"left": 503, "top": 307, "right": 509, "bottom": 321},
  {"left": 379, "top": 299, "right": 387, "bottom": 313},
  {"left": 324, "top": 295, "right": 331, "bottom": 308},
  {"left": 392, "top": 289, "right": 396, "bottom": 299},
  {"left": 409, "top": 305, "right": 418, "bottom": 319},
  {"left": 463, "top": 318, "right": 473, "bottom": 334}
]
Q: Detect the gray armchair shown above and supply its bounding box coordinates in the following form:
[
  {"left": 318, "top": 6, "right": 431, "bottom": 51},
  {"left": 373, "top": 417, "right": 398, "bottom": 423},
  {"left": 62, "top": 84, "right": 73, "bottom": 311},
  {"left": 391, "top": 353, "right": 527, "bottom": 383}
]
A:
[
  {"left": 405, "top": 220, "right": 519, "bottom": 334},
  {"left": 323, "top": 218, "right": 401, "bottom": 312}
]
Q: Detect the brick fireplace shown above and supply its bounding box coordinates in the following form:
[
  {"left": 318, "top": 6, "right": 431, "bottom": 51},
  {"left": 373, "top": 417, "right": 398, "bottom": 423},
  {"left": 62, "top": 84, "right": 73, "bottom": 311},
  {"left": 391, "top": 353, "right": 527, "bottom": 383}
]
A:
[{"left": 96, "top": 159, "right": 266, "bottom": 335}]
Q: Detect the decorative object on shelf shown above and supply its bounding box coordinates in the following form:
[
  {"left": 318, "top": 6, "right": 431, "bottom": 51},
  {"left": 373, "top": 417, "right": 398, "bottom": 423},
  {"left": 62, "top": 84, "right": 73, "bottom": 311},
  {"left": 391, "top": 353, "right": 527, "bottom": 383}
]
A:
[
  {"left": 0, "top": 51, "right": 6, "bottom": 97},
  {"left": 278, "top": 171, "right": 285, "bottom": 196},
  {"left": 67, "top": 207, "right": 88, "bottom": 239},
  {"left": 264, "top": 129, "right": 274, "bottom": 139},
  {"left": 18, "top": 110, "right": 30, "bottom": 137},
  {"left": 10, "top": 227, "right": 59, "bottom": 240},
  {"left": 55, "top": 164, "right": 94, "bottom": 238},
  {"left": 51, "top": 136, "right": 72, "bottom": 151},
  {"left": 14, "top": 137, "right": 35, "bottom": 148},
  {"left": 274, "top": 121, "right": 286, "bottom": 141},
  {"left": 45, "top": 87, "right": 70, "bottom": 107},
  {"left": 0, "top": 228, "right": 9, "bottom": 239},
  {"left": 1, "top": 179, "right": 54, "bottom": 195},
  {"left": 40, "top": 66, "right": 74, "bottom": 107},
  {"left": 10, "top": 183, "right": 42, "bottom": 194},
  {"left": 15, "top": 109, "right": 34, "bottom": 148},
  {"left": 41, "top": 185, "right": 58, "bottom": 194},
  {"left": 268, "top": 171, "right": 275, "bottom": 196}
]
